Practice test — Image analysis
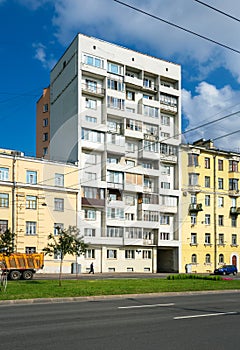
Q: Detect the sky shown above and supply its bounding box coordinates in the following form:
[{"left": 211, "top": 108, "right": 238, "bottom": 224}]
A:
[{"left": 1, "top": 0, "right": 240, "bottom": 156}]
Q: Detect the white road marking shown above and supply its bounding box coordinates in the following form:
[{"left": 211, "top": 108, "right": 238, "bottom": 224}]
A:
[
  {"left": 118, "top": 303, "right": 175, "bottom": 309},
  {"left": 174, "top": 311, "right": 237, "bottom": 320}
]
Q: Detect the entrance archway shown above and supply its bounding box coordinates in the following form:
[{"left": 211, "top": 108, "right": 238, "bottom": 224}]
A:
[{"left": 232, "top": 255, "right": 237, "bottom": 266}]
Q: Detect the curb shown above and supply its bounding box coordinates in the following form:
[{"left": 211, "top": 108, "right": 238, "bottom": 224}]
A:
[{"left": 1, "top": 289, "right": 240, "bottom": 306}]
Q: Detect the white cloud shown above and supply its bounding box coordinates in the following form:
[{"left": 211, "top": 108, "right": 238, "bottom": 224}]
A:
[
  {"left": 182, "top": 82, "right": 240, "bottom": 151},
  {"left": 17, "top": 0, "right": 50, "bottom": 10},
  {"left": 49, "top": 0, "right": 240, "bottom": 81},
  {"left": 32, "top": 42, "right": 56, "bottom": 70}
]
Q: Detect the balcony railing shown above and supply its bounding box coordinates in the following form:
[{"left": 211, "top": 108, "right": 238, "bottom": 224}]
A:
[
  {"left": 82, "top": 84, "right": 105, "bottom": 96},
  {"left": 189, "top": 203, "right": 203, "bottom": 213},
  {"left": 230, "top": 206, "right": 240, "bottom": 215}
]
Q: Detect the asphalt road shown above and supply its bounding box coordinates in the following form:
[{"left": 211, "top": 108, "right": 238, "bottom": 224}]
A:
[{"left": 1, "top": 292, "right": 240, "bottom": 350}]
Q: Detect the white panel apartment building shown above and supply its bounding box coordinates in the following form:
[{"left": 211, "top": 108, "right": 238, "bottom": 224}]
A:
[{"left": 49, "top": 33, "right": 181, "bottom": 273}]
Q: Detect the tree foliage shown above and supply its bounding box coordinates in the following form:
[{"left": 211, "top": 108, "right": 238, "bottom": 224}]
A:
[
  {"left": 0, "top": 229, "right": 15, "bottom": 255},
  {"left": 43, "top": 226, "right": 87, "bottom": 286}
]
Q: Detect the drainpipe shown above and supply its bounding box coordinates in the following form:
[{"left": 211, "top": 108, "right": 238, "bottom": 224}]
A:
[
  {"left": 213, "top": 155, "right": 217, "bottom": 270},
  {"left": 12, "top": 153, "right": 16, "bottom": 252}
]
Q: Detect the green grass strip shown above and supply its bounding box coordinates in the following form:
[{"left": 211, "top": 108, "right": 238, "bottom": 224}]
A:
[{"left": 1, "top": 276, "right": 240, "bottom": 301}]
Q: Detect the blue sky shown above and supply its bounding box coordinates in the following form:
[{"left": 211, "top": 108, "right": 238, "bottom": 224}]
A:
[{"left": 1, "top": 0, "right": 240, "bottom": 155}]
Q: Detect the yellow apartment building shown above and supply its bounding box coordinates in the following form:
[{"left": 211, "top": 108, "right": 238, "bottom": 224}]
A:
[
  {"left": 181, "top": 139, "right": 240, "bottom": 273},
  {"left": 0, "top": 148, "right": 80, "bottom": 273}
]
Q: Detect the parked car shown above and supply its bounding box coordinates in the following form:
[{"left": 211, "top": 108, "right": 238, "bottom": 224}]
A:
[{"left": 214, "top": 265, "right": 237, "bottom": 276}]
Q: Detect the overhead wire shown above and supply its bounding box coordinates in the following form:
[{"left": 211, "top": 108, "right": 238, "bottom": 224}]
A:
[
  {"left": 193, "top": 0, "right": 240, "bottom": 23},
  {"left": 113, "top": 0, "right": 240, "bottom": 55}
]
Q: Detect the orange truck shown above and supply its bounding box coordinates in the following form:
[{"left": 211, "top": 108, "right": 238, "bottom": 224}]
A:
[{"left": 0, "top": 253, "right": 44, "bottom": 280}]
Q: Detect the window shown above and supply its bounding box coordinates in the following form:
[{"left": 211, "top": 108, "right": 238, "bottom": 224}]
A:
[
  {"left": 26, "top": 171, "right": 37, "bottom": 184},
  {"left": 232, "top": 234, "right": 237, "bottom": 246},
  {"left": 125, "top": 195, "right": 135, "bottom": 205},
  {"left": 144, "top": 140, "right": 158, "bottom": 153},
  {"left": 161, "top": 165, "right": 170, "bottom": 175},
  {"left": 205, "top": 195, "right": 210, "bottom": 206},
  {"left": 86, "top": 98, "right": 97, "bottom": 109},
  {"left": 107, "top": 62, "right": 123, "bottom": 75},
  {"left": 0, "top": 167, "right": 9, "bottom": 181},
  {"left": 84, "top": 228, "right": 96, "bottom": 237},
  {"left": 191, "top": 233, "right": 197, "bottom": 245},
  {"left": 191, "top": 213, "right": 197, "bottom": 225},
  {"left": 188, "top": 154, "right": 199, "bottom": 166},
  {"left": 229, "top": 160, "right": 238, "bottom": 172},
  {"left": 143, "top": 78, "right": 153, "bottom": 89},
  {"left": 161, "top": 114, "right": 170, "bottom": 126},
  {"left": 107, "top": 96, "right": 125, "bottom": 110},
  {"left": 26, "top": 195, "right": 37, "bottom": 209},
  {"left": 143, "top": 94, "right": 153, "bottom": 100},
  {"left": 82, "top": 129, "right": 104, "bottom": 143},
  {"left": 83, "top": 54, "right": 104, "bottom": 68},
  {"left": 205, "top": 176, "right": 210, "bottom": 188},
  {"left": 25, "top": 247, "right": 36, "bottom": 254},
  {"left": 54, "top": 198, "right": 64, "bottom": 211},
  {"left": 106, "top": 226, "right": 123, "bottom": 237},
  {"left": 126, "top": 90, "right": 135, "bottom": 100},
  {"left": 54, "top": 249, "right": 62, "bottom": 260},
  {"left": 84, "top": 209, "right": 96, "bottom": 220},
  {"left": 229, "top": 178, "right": 238, "bottom": 191},
  {"left": 85, "top": 172, "right": 97, "bottom": 181},
  {"left": 107, "top": 249, "right": 117, "bottom": 259},
  {"left": 107, "top": 78, "right": 124, "bottom": 92},
  {"left": 43, "top": 104, "right": 48, "bottom": 113},
  {"left": 126, "top": 119, "right": 142, "bottom": 132},
  {"left": 160, "top": 232, "right": 169, "bottom": 240},
  {"left": 107, "top": 171, "right": 123, "bottom": 184},
  {"left": 218, "top": 215, "right": 224, "bottom": 226},
  {"left": 54, "top": 223, "right": 63, "bottom": 236},
  {"left": 43, "top": 147, "right": 48, "bottom": 156},
  {"left": 188, "top": 173, "right": 199, "bottom": 186},
  {"left": 160, "top": 215, "right": 170, "bottom": 225},
  {"left": 43, "top": 118, "right": 48, "bottom": 127},
  {"left": 83, "top": 187, "right": 105, "bottom": 200},
  {"left": 86, "top": 79, "right": 97, "bottom": 93},
  {"left": 205, "top": 214, "right": 211, "bottom": 225},
  {"left": 125, "top": 159, "right": 135, "bottom": 167},
  {"left": 26, "top": 221, "right": 36, "bottom": 235},
  {"left": 0, "top": 193, "right": 9, "bottom": 208},
  {"left": 160, "top": 93, "right": 177, "bottom": 106},
  {"left": 191, "top": 254, "right": 197, "bottom": 264},
  {"left": 125, "top": 227, "right": 142, "bottom": 239},
  {"left": 218, "top": 159, "right": 223, "bottom": 171},
  {"left": 85, "top": 249, "right": 95, "bottom": 259},
  {"left": 218, "top": 197, "right": 224, "bottom": 208},
  {"left": 161, "top": 182, "right": 170, "bottom": 189},
  {"left": 143, "top": 105, "right": 159, "bottom": 118},
  {"left": 107, "top": 208, "right": 124, "bottom": 220},
  {"left": 205, "top": 157, "right": 210, "bottom": 169},
  {"left": 205, "top": 254, "right": 211, "bottom": 264},
  {"left": 161, "top": 132, "right": 170, "bottom": 138},
  {"left": 143, "top": 211, "right": 159, "bottom": 222},
  {"left": 205, "top": 233, "right": 211, "bottom": 245},
  {"left": 232, "top": 216, "right": 237, "bottom": 227},
  {"left": 43, "top": 132, "right": 48, "bottom": 141},
  {"left": 218, "top": 178, "right": 223, "bottom": 189},
  {"left": 85, "top": 153, "right": 96, "bottom": 164},
  {"left": 0, "top": 220, "right": 7, "bottom": 233},
  {"left": 142, "top": 250, "right": 152, "bottom": 259},
  {"left": 125, "top": 250, "right": 135, "bottom": 259},
  {"left": 55, "top": 173, "right": 64, "bottom": 187},
  {"left": 219, "top": 254, "right": 224, "bottom": 264},
  {"left": 218, "top": 234, "right": 224, "bottom": 245},
  {"left": 85, "top": 115, "right": 97, "bottom": 123}
]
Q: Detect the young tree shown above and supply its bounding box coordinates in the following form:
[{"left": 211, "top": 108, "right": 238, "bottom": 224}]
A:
[
  {"left": 43, "top": 226, "right": 87, "bottom": 286},
  {"left": 0, "top": 229, "right": 15, "bottom": 255}
]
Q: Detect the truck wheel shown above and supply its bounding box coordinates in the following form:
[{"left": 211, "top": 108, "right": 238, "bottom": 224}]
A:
[
  {"left": 9, "top": 270, "right": 21, "bottom": 280},
  {"left": 22, "top": 270, "right": 33, "bottom": 280}
]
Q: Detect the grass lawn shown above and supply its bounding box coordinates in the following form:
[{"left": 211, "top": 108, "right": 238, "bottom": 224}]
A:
[{"left": 1, "top": 276, "right": 240, "bottom": 301}]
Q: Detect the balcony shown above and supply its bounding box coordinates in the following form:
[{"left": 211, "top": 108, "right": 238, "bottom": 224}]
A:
[
  {"left": 82, "top": 198, "right": 105, "bottom": 207},
  {"left": 189, "top": 203, "right": 203, "bottom": 213},
  {"left": 82, "top": 83, "right": 105, "bottom": 97},
  {"left": 230, "top": 207, "right": 240, "bottom": 215}
]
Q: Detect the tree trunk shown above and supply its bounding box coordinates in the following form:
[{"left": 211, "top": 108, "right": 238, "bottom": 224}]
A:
[{"left": 59, "top": 258, "right": 63, "bottom": 287}]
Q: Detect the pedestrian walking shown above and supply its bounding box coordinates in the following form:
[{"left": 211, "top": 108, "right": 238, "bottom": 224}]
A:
[{"left": 89, "top": 262, "right": 94, "bottom": 274}]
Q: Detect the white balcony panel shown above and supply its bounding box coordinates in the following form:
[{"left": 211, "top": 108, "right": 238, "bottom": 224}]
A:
[{"left": 81, "top": 140, "right": 105, "bottom": 151}]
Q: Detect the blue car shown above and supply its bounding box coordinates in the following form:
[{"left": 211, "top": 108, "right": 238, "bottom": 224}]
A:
[{"left": 214, "top": 265, "right": 237, "bottom": 276}]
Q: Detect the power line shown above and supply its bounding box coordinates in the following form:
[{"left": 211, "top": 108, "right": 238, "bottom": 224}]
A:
[
  {"left": 194, "top": 0, "right": 240, "bottom": 23},
  {"left": 113, "top": 0, "right": 240, "bottom": 54}
]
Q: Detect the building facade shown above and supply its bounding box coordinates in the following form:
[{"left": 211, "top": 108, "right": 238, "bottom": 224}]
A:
[
  {"left": 36, "top": 87, "right": 50, "bottom": 159},
  {"left": 0, "top": 149, "right": 81, "bottom": 273},
  {"left": 47, "top": 33, "right": 181, "bottom": 273},
  {"left": 181, "top": 139, "right": 240, "bottom": 273}
]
